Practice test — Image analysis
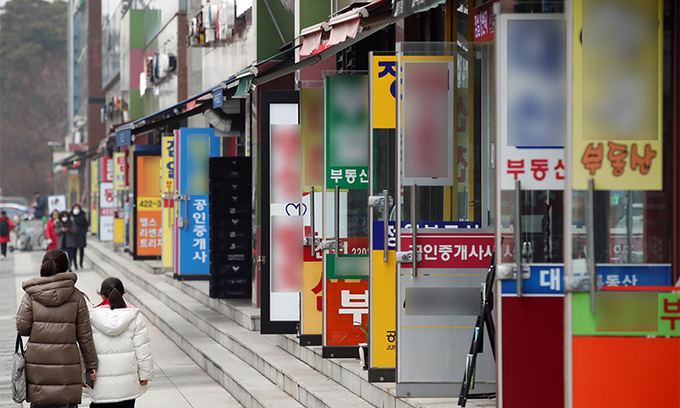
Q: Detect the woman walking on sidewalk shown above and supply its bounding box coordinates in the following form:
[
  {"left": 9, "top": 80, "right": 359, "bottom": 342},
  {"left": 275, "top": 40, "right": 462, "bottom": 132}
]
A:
[
  {"left": 45, "top": 210, "right": 60, "bottom": 251},
  {"left": 0, "top": 210, "right": 15, "bottom": 259},
  {"left": 87, "top": 277, "right": 154, "bottom": 408},
  {"left": 16, "top": 248, "right": 98, "bottom": 408},
  {"left": 71, "top": 204, "right": 89, "bottom": 269},
  {"left": 55, "top": 211, "right": 78, "bottom": 270}
]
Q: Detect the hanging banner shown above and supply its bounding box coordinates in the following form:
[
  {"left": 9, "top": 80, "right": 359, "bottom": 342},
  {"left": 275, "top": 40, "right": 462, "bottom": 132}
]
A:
[
  {"left": 161, "top": 136, "right": 175, "bottom": 269},
  {"left": 176, "top": 128, "right": 220, "bottom": 276},
  {"left": 101, "top": 156, "right": 114, "bottom": 183},
  {"left": 134, "top": 153, "right": 162, "bottom": 258},
  {"left": 326, "top": 75, "right": 369, "bottom": 190},
  {"left": 572, "top": 0, "right": 663, "bottom": 190},
  {"left": 99, "top": 182, "right": 115, "bottom": 241},
  {"left": 113, "top": 152, "right": 126, "bottom": 190}
]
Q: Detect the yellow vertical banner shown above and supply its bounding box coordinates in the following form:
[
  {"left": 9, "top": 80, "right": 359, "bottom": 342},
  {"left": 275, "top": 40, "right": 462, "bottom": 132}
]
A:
[
  {"left": 572, "top": 0, "right": 663, "bottom": 190},
  {"left": 161, "top": 136, "right": 175, "bottom": 268},
  {"left": 90, "top": 161, "right": 99, "bottom": 235}
]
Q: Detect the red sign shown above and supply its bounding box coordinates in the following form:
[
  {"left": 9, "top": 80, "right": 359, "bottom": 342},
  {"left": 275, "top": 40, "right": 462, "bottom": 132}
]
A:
[
  {"left": 325, "top": 279, "right": 369, "bottom": 346},
  {"left": 100, "top": 208, "right": 116, "bottom": 216},
  {"left": 102, "top": 157, "right": 114, "bottom": 182},
  {"left": 473, "top": 1, "right": 496, "bottom": 43},
  {"left": 401, "top": 233, "right": 495, "bottom": 269}
]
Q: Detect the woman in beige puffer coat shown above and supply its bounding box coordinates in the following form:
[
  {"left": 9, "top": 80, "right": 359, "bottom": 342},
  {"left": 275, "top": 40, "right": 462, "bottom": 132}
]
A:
[{"left": 16, "top": 248, "right": 98, "bottom": 407}]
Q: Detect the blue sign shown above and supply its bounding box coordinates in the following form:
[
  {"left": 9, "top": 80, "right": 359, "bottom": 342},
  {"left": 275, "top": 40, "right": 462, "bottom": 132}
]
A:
[
  {"left": 213, "top": 88, "right": 223, "bottom": 109},
  {"left": 177, "top": 128, "right": 221, "bottom": 275},
  {"left": 116, "top": 128, "right": 132, "bottom": 147},
  {"left": 372, "top": 221, "right": 481, "bottom": 251},
  {"left": 502, "top": 265, "right": 564, "bottom": 295},
  {"left": 596, "top": 264, "right": 672, "bottom": 288}
]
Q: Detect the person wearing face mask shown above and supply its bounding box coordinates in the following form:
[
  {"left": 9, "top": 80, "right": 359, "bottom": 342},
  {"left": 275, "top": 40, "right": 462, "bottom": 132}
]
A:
[
  {"left": 45, "top": 210, "right": 60, "bottom": 251},
  {"left": 71, "top": 204, "right": 89, "bottom": 269},
  {"left": 55, "top": 211, "right": 78, "bottom": 271}
]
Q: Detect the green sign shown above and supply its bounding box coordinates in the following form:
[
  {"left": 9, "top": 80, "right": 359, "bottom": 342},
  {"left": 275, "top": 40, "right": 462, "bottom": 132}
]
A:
[
  {"left": 573, "top": 292, "right": 680, "bottom": 337},
  {"left": 326, "top": 75, "right": 369, "bottom": 190}
]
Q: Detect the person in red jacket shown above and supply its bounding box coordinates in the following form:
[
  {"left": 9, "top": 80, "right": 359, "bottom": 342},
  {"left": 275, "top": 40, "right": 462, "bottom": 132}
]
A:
[
  {"left": 0, "top": 211, "right": 15, "bottom": 260},
  {"left": 45, "top": 210, "right": 59, "bottom": 251}
]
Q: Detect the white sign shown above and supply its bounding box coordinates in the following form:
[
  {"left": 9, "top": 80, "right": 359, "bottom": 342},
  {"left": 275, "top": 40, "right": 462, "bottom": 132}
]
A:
[
  {"left": 47, "top": 195, "right": 67, "bottom": 215},
  {"left": 99, "top": 182, "right": 114, "bottom": 241},
  {"left": 498, "top": 15, "right": 567, "bottom": 190}
]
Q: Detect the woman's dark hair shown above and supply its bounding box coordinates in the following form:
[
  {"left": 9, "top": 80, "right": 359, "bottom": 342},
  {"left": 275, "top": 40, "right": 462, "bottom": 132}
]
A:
[
  {"left": 71, "top": 204, "right": 81, "bottom": 212},
  {"left": 41, "top": 249, "right": 70, "bottom": 277},
  {"left": 59, "top": 211, "right": 70, "bottom": 219},
  {"left": 99, "top": 277, "right": 127, "bottom": 310},
  {"left": 51, "top": 210, "right": 60, "bottom": 219}
]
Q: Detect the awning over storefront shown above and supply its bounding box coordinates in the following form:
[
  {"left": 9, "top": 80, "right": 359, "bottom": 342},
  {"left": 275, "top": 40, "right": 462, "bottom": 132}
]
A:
[
  {"left": 392, "top": 0, "right": 446, "bottom": 20},
  {"left": 54, "top": 146, "right": 102, "bottom": 169}
]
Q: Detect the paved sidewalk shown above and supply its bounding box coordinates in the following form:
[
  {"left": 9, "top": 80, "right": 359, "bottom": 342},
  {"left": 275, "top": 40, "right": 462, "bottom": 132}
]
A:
[{"left": 1, "top": 250, "right": 241, "bottom": 408}]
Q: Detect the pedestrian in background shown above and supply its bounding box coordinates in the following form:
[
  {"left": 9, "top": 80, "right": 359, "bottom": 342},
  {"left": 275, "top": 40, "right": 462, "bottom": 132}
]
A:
[
  {"left": 0, "top": 210, "right": 15, "bottom": 260},
  {"left": 45, "top": 210, "right": 59, "bottom": 251},
  {"left": 55, "top": 211, "right": 78, "bottom": 270},
  {"left": 31, "top": 191, "right": 47, "bottom": 222},
  {"left": 88, "top": 277, "right": 154, "bottom": 408},
  {"left": 16, "top": 248, "right": 98, "bottom": 407},
  {"left": 71, "top": 204, "right": 89, "bottom": 269}
]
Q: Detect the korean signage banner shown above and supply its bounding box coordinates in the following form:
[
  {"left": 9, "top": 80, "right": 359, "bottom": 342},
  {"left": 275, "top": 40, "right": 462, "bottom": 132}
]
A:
[
  {"left": 101, "top": 156, "right": 114, "bottom": 183},
  {"left": 325, "top": 75, "right": 369, "bottom": 190},
  {"left": 90, "top": 161, "right": 99, "bottom": 235},
  {"left": 161, "top": 136, "right": 175, "bottom": 269},
  {"left": 99, "top": 182, "right": 115, "bottom": 241},
  {"left": 572, "top": 0, "right": 663, "bottom": 190},
  {"left": 113, "top": 152, "right": 126, "bottom": 190},
  {"left": 176, "top": 128, "right": 220, "bottom": 275},
  {"left": 134, "top": 154, "right": 162, "bottom": 257},
  {"left": 473, "top": 1, "right": 496, "bottom": 43},
  {"left": 497, "top": 14, "right": 567, "bottom": 191}
]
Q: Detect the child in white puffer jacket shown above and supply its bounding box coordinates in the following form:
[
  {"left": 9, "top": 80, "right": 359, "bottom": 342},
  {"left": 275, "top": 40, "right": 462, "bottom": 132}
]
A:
[{"left": 87, "top": 277, "right": 154, "bottom": 408}]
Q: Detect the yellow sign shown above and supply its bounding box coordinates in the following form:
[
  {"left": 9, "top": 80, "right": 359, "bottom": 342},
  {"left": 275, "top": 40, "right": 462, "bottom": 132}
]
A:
[
  {"left": 137, "top": 196, "right": 162, "bottom": 211},
  {"left": 572, "top": 0, "right": 663, "bottom": 190},
  {"left": 371, "top": 250, "right": 396, "bottom": 368},
  {"left": 113, "top": 152, "right": 126, "bottom": 190},
  {"left": 114, "top": 218, "right": 125, "bottom": 243},
  {"left": 302, "top": 262, "right": 323, "bottom": 335},
  {"left": 91, "top": 161, "right": 99, "bottom": 235},
  {"left": 371, "top": 55, "right": 397, "bottom": 129},
  {"left": 161, "top": 136, "right": 175, "bottom": 269}
]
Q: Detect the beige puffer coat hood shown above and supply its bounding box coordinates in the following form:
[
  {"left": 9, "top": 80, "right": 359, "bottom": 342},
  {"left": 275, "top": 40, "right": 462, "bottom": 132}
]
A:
[{"left": 16, "top": 272, "right": 98, "bottom": 405}]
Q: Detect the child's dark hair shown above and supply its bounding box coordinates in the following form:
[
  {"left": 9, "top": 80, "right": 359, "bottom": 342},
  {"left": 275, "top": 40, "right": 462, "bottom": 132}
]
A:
[
  {"left": 99, "top": 277, "right": 127, "bottom": 310},
  {"left": 41, "top": 249, "right": 70, "bottom": 277}
]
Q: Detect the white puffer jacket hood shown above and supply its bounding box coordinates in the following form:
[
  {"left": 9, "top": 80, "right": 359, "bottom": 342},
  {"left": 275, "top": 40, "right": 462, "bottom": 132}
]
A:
[{"left": 87, "top": 305, "right": 154, "bottom": 403}]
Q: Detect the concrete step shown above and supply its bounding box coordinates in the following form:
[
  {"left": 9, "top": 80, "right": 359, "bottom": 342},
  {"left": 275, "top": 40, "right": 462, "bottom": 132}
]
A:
[
  {"left": 86, "top": 240, "right": 374, "bottom": 408},
  {"left": 166, "top": 275, "right": 261, "bottom": 332},
  {"left": 86, "top": 247, "right": 304, "bottom": 408}
]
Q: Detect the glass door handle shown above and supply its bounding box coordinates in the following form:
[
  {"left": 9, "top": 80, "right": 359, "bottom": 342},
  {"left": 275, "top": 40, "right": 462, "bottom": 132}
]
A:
[
  {"left": 335, "top": 185, "right": 340, "bottom": 258},
  {"left": 587, "top": 178, "right": 596, "bottom": 313},
  {"left": 514, "top": 180, "right": 522, "bottom": 298},
  {"left": 309, "top": 186, "right": 316, "bottom": 257},
  {"left": 368, "top": 190, "right": 391, "bottom": 263},
  {"left": 412, "top": 184, "right": 418, "bottom": 277}
]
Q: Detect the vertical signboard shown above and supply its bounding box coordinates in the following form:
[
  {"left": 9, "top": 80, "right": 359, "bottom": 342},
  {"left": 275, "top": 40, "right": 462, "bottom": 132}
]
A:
[
  {"left": 369, "top": 54, "right": 397, "bottom": 380},
  {"left": 498, "top": 15, "right": 566, "bottom": 191},
  {"left": 323, "top": 75, "right": 370, "bottom": 357},
  {"left": 133, "top": 153, "right": 162, "bottom": 258},
  {"left": 99, "top": 182, "right": 115, "bottom": 241},
  {"left": 161, "top": 136, "right": 175, "bottom": 269},
  {"left": 90, "top": 161, "right": 99, "bottom": 235},
  {"left": 495, "top": 14, "right": 568, "bottom": 408},
  {"left": 113, "top": 152, "right": 126, "bottom": 243},
  {"left": 209, "top": 157, "right": 252, "bottom": 298},
  {"left": 572, "top": 0, "right": 663, "bottom": 190},
  {"left": 300, "top": 87, "right": 324, "bottom": 344},
  {"left": 261, "top": 91, "right": 301, "bottom": 334},
  {"left": 175, "top": 128, "right": 220, "bottom": 277}
]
